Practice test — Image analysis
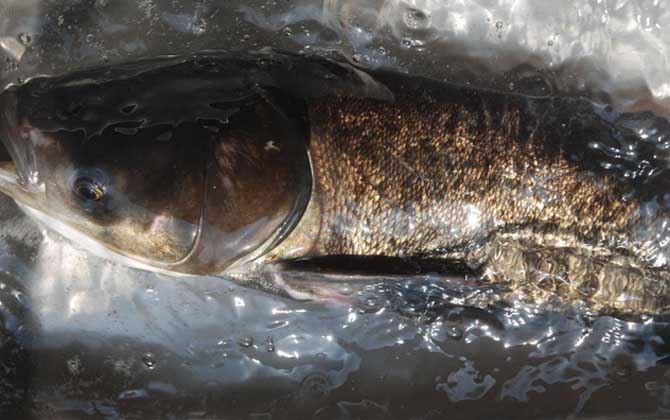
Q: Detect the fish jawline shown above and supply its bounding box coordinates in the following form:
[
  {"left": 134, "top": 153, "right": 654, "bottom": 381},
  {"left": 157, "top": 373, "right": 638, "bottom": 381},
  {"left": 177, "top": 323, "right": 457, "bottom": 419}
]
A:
[{"left": 17, "top": 203, "right": 196, "bottom": 278}]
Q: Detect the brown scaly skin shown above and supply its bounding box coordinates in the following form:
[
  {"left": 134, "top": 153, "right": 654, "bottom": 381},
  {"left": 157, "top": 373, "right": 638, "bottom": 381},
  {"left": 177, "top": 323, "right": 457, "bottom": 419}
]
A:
[{"left": 266, "top": 80, "right": 670, "bottom": 314}]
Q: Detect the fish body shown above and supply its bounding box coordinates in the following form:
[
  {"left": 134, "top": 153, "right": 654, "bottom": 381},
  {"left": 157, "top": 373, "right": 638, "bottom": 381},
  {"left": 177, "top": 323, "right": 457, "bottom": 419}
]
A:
[
  {"left": 0, "top": 51, "right": 668, "bottom": 313},
  {"left": 266, "top": 81, "right": 669, "bottom": 313}
]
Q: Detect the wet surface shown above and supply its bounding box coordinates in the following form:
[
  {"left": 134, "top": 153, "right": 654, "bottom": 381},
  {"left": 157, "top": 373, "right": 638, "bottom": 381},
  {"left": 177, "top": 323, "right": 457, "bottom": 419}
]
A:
[{"left": 0, "top": 193, "right": 664, "bottom": 418}]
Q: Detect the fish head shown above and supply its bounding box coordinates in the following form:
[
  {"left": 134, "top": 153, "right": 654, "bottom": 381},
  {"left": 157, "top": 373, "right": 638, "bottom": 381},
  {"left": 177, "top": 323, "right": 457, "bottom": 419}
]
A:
[{"left": 0, "top": 81, "right": 312, "bottom": 276}]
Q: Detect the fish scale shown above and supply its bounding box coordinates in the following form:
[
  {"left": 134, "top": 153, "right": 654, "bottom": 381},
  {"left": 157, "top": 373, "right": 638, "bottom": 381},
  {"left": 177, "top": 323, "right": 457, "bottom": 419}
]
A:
[{"left": 298, "top": 94, "right": 638, "bottom": 256}]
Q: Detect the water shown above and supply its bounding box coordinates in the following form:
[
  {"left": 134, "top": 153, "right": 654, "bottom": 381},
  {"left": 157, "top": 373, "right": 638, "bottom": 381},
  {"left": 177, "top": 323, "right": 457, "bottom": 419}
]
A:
[{"left": 0, "top": 0, "right": 669, "bottom": 419}]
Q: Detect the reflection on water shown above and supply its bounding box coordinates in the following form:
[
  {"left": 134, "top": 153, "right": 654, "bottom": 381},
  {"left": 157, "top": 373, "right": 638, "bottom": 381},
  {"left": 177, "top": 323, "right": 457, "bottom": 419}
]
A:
[{"left": 0, "top": 195, "right": 666, "bottom": 418}]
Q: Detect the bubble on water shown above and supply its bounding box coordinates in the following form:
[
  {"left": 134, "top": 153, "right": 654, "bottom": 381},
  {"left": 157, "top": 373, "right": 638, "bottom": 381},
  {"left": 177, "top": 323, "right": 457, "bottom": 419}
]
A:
[
  {"left": 548, "top": 40, "right": 554, "bottom": 46},
  {"left": 496, "top": 21, "right": 504, "bottom": 29},
  {"left": 446, "top": 325, "right": 464, "bottom": 340},
  {"left": 85, "top": 34, "right": 95, "bottom": 43},
  {"left": 282, "top": 26, "right": 292, "bottom": 37},
  {"left": 359, "top": 296, "right": 384, "bottom": 313},
  {"left": 142, "top": 352, "right": 157, "bottom": 369},
  {"left": 266, "top": 336, "right": 275, "bottom": 352},
  {"left": 239, "top": 336, "right": 254, "bottom": 348}
]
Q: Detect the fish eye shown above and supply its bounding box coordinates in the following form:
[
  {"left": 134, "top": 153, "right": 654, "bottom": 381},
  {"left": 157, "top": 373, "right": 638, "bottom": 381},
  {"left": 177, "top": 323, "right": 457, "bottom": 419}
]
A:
[{"left": 73, "top": 177, "right": 106, "bottom": 202}]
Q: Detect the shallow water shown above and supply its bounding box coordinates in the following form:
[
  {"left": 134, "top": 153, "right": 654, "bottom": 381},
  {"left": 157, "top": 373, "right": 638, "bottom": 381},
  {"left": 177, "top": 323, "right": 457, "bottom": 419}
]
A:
[{"left": 0, "top": 0, "right": 670, "bottom": 419}]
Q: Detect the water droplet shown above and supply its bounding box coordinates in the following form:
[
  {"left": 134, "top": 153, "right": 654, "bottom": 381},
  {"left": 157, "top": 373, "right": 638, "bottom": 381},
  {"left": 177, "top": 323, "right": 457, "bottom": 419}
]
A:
[
  {"left": 142, "top": 352, "right": 157, "bottom": 369},
  {"left": 547, "top": 40, "right": 554, "bottom": 46},
  {"left": 18, "top": 33, "right": 32, "bottom": 46},
  {"left": 282, "top": 27, "right": 292, "bottom": 37},
  {"left": 351, "top": 53, "right": 362, "bottom": 63},
  {"left": 496, "top": 21, "right": 504, "bottom": 29},
  {"left": 266, "top": 336, "right": 275, "bottom": 352},
  {"left": 85, "top": 33, "right": 94, "bottom": 43},
  {"left": 239, "top": 336, "right": 254, "bottom": 348},
  {"left": 446, "top": 325, "right": 463, "bottom": 340}
]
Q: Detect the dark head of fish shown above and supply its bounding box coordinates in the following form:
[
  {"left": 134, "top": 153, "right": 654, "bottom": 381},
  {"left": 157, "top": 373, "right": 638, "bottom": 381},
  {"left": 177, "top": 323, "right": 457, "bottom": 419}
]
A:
[{"left": 0, "top": 57, "right": 314, "bottom": 275}]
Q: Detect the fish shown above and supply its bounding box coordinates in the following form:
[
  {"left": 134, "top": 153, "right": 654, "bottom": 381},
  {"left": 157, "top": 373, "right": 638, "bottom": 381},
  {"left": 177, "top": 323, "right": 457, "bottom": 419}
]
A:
[{"left": 0, "top": 50, "right": 669, "bottom": 314}]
